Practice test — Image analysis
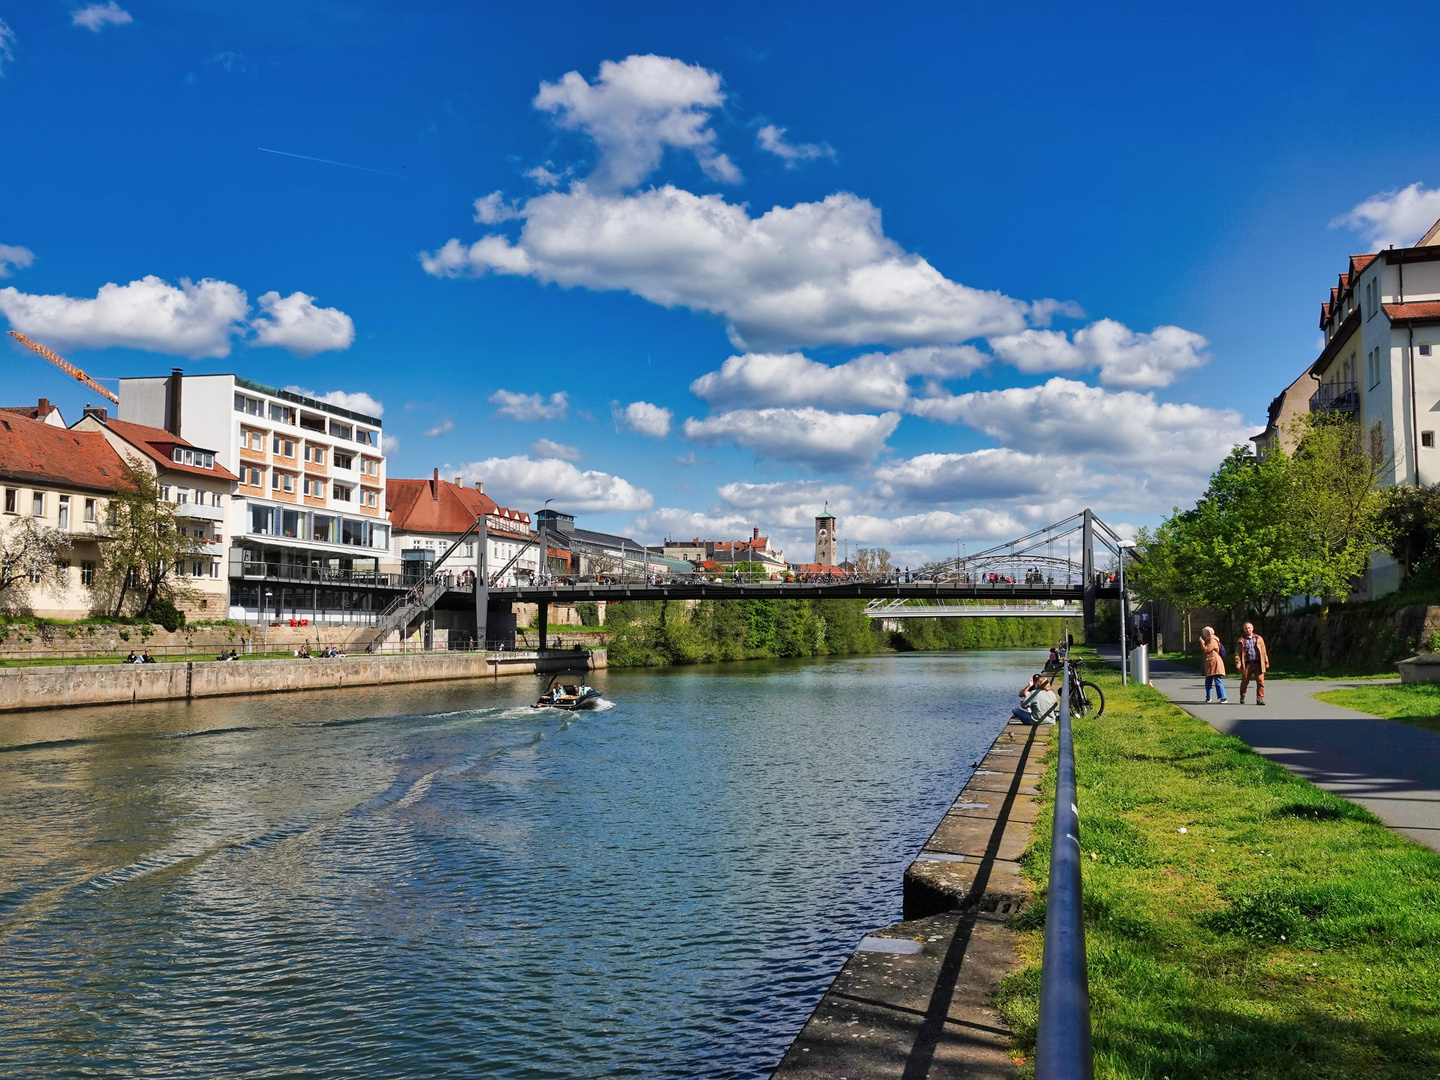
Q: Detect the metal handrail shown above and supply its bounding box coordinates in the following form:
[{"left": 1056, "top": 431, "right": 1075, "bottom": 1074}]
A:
[{"left": 1036, "top": 656, "right": 1093, "bottom": 1080}]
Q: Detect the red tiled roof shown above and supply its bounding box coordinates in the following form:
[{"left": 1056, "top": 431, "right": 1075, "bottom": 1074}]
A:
[
  {"left": 0, "top": 410, "right": 127, "bottom": 493},
  {"left": 1350, "top": 253, "right": 1378, "bottom": 276},
  {"left": 387, "top": 476, "right": 506, "bottom": 534},
  {"left": 1383, "top": 302, "right": 1440, "bottom": 323},
  {"left": 96, "top": 417, "right": 238, "bottom": 481}
]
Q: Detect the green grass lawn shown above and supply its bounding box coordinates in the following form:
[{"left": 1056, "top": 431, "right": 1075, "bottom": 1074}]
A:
[
  {"left": 998, "top": 661, "right": 1440, "bottom": 1079},
  {"left": 0, "top": 651, "right": 299, "bottom": 668},
  {"left": 1314, "top": 683, "right": 1440, "bottom": 735}
]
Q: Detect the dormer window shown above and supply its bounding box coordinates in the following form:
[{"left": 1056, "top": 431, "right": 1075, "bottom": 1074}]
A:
[{"left": 170, "top": 447, "right": 214, "bottom": 469}]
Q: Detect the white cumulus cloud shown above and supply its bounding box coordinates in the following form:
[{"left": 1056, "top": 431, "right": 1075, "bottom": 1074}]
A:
[
  {"left": 689, "top": 345, "right": 987, "bottom": 411},
  {"left": 457, "top": 455, "right": 652, "bottom": 513},
  {"left": 620, "top": 400, "right": 672, "bottom": 438},
  {"left": 473, "top": 191, "right": 523, "bottom": 224},
  {"left": 0, "top": 275, "right": 248, "bottom": 358},
  {"left": 683, "top": 407, "right": 901, "bottom": 469},
  {"left": 533, "top": 54, "right": 739, "bottom": 190},
  {"left": 988, "top": 320, "right": 1208, "bottom": 388},
  {"left": 490, "top": 389, "right": 568, "bottom": 421},
  {"left": 0, "top": 244, "right": 34, "bottom": 278},
  {"left": 382, "top": 434, "right": 400, "bottom": 454},
  {"left": 424, "top": 419, "right": 454, "bottom": 437},
  {"left": 72, "top": 2, "right": 132, "bottom": 31},
  {"left": 872, "top": 448, "right": 1083, "bottom": 503},
  {"left": 251, "top": 291, "right": 354, "bottom": 355},
  {"left": 531, "top": 438, "right": 581, "bottom": 461},
  {"left": 757, "top": 124, "right": 835, "bottom": 166},
  {"left": 911, "top": 377, "right": 1251, "bottom": 488},
  {"left": 422, "top": 186, "right": 1031, "bottom": 351},
  {"left": 1332, "top": 182, "right": 1440, "bottom": 250},
  {"left": 284, "top": 386, "right": 384, "bottom": 417}
]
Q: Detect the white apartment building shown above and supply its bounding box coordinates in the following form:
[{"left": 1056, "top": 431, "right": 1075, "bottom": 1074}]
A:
[
  {"left": 118, "top": 371, "right": 392, "bottom": 623},
  {"left": 385, "top": 472, "right": 538, "bottom": 587},
  {"left": 1253, "top": 216, "right": 1440, "bottom": 596}
]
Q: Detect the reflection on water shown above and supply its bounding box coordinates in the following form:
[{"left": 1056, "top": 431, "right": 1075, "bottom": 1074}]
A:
[{"left": 0, "top": 651, "right": 1036, "bottom": 1079}]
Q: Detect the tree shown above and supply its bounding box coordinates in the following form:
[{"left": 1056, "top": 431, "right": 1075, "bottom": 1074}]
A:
[
  {"left": 0, "top": 516, "right": 73, "bottom": 611},
  {"left": 1378, "top": 482, "right": 1440, "bottom": 575},
  {"left": 853, "top": 547, "right": 893, "bottom": 576},
  {"left": 98, "top": 456, "right": 204, "bottom": 617}
]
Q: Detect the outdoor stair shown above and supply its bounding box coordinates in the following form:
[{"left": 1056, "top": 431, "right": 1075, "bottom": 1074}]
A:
[{"left": 363, "top": 580, "right": 448, "bottom": 653}]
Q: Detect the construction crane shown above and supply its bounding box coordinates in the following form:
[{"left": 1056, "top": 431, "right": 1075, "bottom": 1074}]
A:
[{"left": 7, "top": 330, "right": 120, "bottom": 405}]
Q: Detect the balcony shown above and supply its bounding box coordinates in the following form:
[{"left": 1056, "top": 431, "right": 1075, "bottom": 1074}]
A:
[
  {"left": 174, "top": 501, "right": 226, "bottom": 522},
  {"left": 1309, "top": 381, "right": 1359, "bottom": 415}
]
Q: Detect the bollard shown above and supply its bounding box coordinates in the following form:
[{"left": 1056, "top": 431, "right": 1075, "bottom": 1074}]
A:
[{"left": 1129, "top": 643, "right": 1148, "bottom": 685}]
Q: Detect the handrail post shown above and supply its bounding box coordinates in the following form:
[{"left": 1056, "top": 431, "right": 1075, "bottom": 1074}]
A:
[{"left": 1036, "top": 657, "right": 1093, "bottom": 1080}]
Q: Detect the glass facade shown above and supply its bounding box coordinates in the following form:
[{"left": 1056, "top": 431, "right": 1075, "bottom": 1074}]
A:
[{"left": 246, "top": 501, "right": 387, "bottom": 550}]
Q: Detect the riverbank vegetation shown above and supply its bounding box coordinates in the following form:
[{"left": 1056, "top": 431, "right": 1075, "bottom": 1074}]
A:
[
  {"left": 1000, "top": 661, "right": 1440, "bottom": 1078},
  {"left": 601, "top": 598, "right": 1060, "bottom": 667},
  {"left": 1314, "top": 682, "right": 1440, "bottom": 734}
]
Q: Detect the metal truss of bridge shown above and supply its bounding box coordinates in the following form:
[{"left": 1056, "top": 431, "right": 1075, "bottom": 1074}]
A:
[{"left": 364, "top": 509, "right": 1126, "bottom": 652}]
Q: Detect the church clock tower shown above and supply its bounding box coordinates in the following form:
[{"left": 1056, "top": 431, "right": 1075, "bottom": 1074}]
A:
[{"left": 814, "top": 507, "right": 837, "bottom": 566}]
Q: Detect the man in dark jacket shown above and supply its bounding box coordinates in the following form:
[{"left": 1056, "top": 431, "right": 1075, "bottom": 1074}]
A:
[{"left": 1235, "top": 622, "right": 1269, "bottom": 705}]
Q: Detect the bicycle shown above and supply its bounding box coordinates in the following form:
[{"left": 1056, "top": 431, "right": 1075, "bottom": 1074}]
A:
[{"left": 1064, "top": 660, "right": 1105, "bottom": 719}]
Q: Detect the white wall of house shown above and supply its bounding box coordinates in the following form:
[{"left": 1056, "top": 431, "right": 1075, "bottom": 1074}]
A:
[{"left": 0, "top": 481, "right": 108, "bottom": 618}]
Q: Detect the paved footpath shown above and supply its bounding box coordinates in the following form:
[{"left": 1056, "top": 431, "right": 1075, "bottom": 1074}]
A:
[{"left": 1106, "top": 650, "right": 1440, "bottom": 853}]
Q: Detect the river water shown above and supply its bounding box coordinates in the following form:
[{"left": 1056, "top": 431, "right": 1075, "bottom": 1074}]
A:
[{"left": 0, "top": 650, "right": 1035, "bottom": 1079}]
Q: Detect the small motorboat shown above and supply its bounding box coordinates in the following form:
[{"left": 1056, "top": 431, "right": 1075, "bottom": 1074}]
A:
[{"left": 533, "top": 675, "right": 605, "bottom": 711}]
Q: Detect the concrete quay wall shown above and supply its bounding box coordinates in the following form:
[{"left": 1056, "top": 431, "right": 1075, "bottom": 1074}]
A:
[{"left": 0, "top": 649, "right": 607, "bottom": 713}]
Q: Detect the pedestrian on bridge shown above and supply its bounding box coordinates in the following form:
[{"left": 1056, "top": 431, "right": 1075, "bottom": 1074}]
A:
[
  {"left": 1198, "top": 626, "right": 1228, "bottom": 703},
  {"left": 1234, "top": 621, "right": 1268, "bottom": 705}
]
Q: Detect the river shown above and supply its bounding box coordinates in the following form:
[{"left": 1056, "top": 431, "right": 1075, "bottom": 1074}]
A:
[{"left": 0, "top": 650, "right": 1036, "bottom": 1079}]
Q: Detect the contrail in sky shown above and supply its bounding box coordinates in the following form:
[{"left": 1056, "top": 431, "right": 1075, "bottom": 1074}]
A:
[{"left": 257, "top": 147, "right": 426, "bottom": 181}]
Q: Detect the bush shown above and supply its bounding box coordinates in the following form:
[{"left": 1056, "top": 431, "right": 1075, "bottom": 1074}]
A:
[{"left": 143, "top": 598, "right": 186, "bottom": 633}]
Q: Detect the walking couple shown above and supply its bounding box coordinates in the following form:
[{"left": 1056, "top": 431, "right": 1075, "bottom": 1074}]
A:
[{"left": 1198, "top": 622, "right": 1269, "bottom": 704}]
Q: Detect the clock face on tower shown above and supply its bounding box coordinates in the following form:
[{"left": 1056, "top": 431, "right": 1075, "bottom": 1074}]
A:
[{"left": 818, "top": 529, "right": 828, "bottom": 539}]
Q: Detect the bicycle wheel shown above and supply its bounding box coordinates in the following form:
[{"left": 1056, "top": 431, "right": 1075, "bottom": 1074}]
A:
[{"left": 1075, "top": 680, "right": 1105, "bottom": 719}]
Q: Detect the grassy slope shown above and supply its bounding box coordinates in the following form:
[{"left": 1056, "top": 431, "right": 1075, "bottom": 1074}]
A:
[
  {"left": 1315, "top": 683, "right": 1440, "bottom": 735},
  {"left": 998, "top": 662, "right": 1440, "bottom": 1079}
]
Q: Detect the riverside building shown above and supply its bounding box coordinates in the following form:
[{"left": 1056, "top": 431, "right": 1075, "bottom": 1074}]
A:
[
  {"left": 1253, "top": 214, "right": 1440, "bottom": 597},
  {"left": 386, "top": 470, "right": 537, "bottom": 586},
  {"left": 72, "top": 406, "right": 238, "bottom": 615},
  {"left": 117, "top": 371, "right": 393, "bottom": 623}
]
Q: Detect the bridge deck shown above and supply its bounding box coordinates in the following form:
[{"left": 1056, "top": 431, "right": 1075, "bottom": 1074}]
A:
[{"left": 483, "top": 581, "right": 1121, "bottom": 603}]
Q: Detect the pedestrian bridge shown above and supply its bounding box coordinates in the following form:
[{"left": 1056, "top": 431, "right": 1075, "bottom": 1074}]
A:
[{"left": 366, "top": 510, "right": 1128, "bottom": 652}]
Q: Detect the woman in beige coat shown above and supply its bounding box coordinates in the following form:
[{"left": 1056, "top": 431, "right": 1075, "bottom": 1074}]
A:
[{"left": 1198, "top": 626, "right": 1228, "bottom": 703}]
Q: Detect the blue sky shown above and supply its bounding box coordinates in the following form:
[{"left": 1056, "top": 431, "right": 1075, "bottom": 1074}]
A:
[{"left": 5, "top": 1, "right": 1440, "bottom": 564}]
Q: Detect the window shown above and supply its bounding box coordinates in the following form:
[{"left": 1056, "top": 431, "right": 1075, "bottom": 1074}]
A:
[
  {"left": 333, "top": 483, "right": 353, "bottom": 502},
  {"left": 29, "top": 567, "right": 42, "bottom": 585},
  {"left": 57, "top": 495, "right": 69, "bottom": 530},
  {"left": 176, "top": 487, "right": 189, "bottom": 505},
  {"left": 272, "top": 435, "right": 295, "bottom": 457},
  {"left": 193, "top": 527, "right": 205, "bottom": 539},
  {"left": 81, "top": 561, "right": 95, "bottom": 587},
  {"left": 303, "top": 477, "right": 325, "bottom": 498},
  {"left": 245, "top": 466, "right": 262, "bottom": 487},
  {"left": 329, "top": 421, "right": 352, "bottom": 440},
  {"left": 84, "top": 498, "right": 96, "bottom": 522},
  {"left": 334, "top": 451, "right": 354, "bottom": 470},
  {"left": 356, "top": 429, "right": 377, "bottom": 447},
  {"left": 365, "top": 489, "right": 378, "bottom": 507},
  {"left": 305, "top": 445, "right": 326, "bottom": 465},
  {"left": 192, "top": 561, "right": 205, "bottom": 577},
  {"left": 312, "top": 514, "right": 337, "bottom": 543},
  {"left": 3, "top": 488, "right": 13, "bottom": 513},
  {"left": 249, "top": 504, "right": 273, "bottom": 535},
  {"left": 1422, "top": 344, "right": 1433, "bottom": 357},
  {"left": 342, "top": 518, "right": 364, "bottom": 546},
  {"left": 234, "top": 393, "right": 263, "bottom": 416},
  {"left": 212, "top": 491, "right": 223, "bottom": 507},
  {"left": 272, "top": 471, "right": 294, "bottom": 493},
  {"left": 31, "top": 492, "right": 43, "bottom": 517},
  {"left": 158, "top": 485, "right": 171, "bottom": 502},
  {"left": 281, "top": 509, "right": 302, "bottom": 538},
  {"left": 269, "top": 403, "right": 295, "bottom": 424},
  {"left": 1425, "top": 431, "right": 1435, "bottom": 449}
]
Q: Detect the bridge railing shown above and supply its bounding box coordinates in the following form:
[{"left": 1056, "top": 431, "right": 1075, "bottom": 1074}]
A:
[
  {"left": 475, "top": 570, "right": 1115, "bottom": 589},
  {"left": 1036, "top": 656, "right": 1094, "bottom": 1079}
]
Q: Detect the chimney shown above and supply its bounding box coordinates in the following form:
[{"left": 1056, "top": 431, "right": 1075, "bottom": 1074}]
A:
[
  {"left": 753, "top": 526, "right": 760, "bottom": 541},
  {"left": 83, "top": 405, "right": 109, "bottom": 423},
  {"left": 165, "top": 369, "right": 183, "bottom": 436},
  {"left": 431, "top": 467, "right": 439, "bottom": 500},
  {"left": 36, "top": 397, "right": 52, "bottom": 417},
  {"left": 454, "top": 476, "right": 462, "bottom": 487}
]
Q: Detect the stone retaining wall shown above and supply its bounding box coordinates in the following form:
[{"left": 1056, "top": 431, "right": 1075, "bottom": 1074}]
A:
[{"left": 0, "top": 649, "right": 607, "bottom": 713}]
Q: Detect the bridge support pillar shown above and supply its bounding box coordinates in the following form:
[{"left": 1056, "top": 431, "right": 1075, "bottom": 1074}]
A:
[
  {"left": 1082, "top": 509, "right": 1096, "bottom": 642},
  {"left": 475, "top": 516, "right": 488, "bottom": 648},
  {"left": 538, "top": 600, "right": 549, "bottom": 651}
]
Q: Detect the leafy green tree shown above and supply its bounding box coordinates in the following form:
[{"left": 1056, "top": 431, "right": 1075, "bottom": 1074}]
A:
[
  {"left": 1378, "top": 483, "right": 1440, "bottom": 575},
  {"left": 99, "top": 457, "right": 205, "bottom": 617}
]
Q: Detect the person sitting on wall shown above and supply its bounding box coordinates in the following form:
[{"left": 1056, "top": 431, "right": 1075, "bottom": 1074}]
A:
[
  {"left": 1012, "top": 674, "right": 1059, "bottom": 725},
  {"left": 141, "top": 650, "right": 156, "bottom": 663},
  {"left": 298, "top": 643, "right": 311, "bottom": 659},
  {"left": 125, "top": 650, "right": 138, "bottom": 664}
]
